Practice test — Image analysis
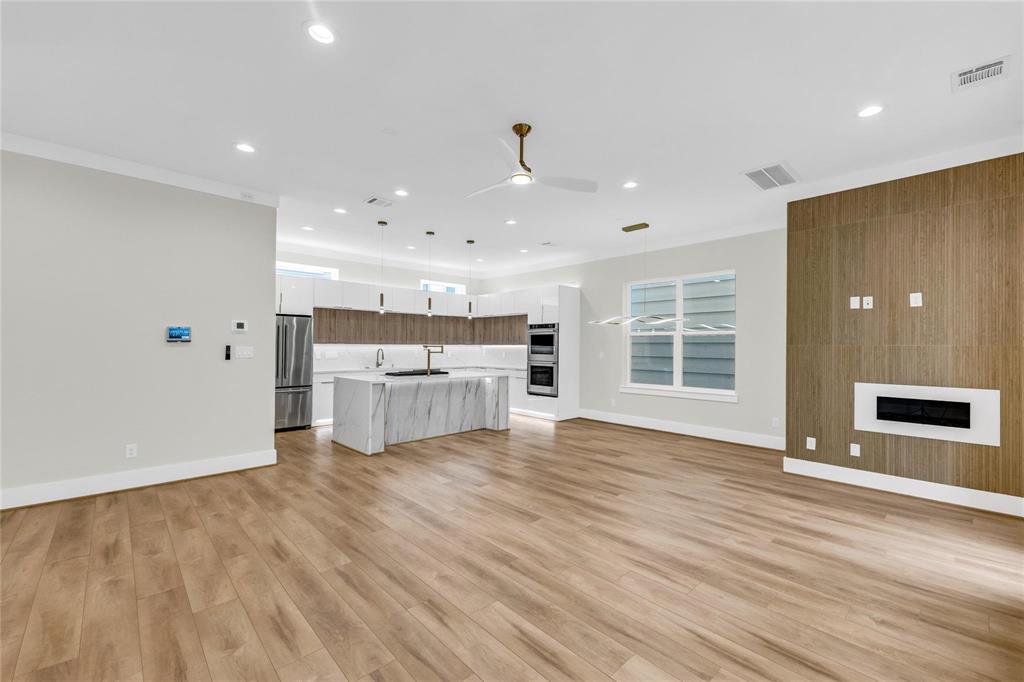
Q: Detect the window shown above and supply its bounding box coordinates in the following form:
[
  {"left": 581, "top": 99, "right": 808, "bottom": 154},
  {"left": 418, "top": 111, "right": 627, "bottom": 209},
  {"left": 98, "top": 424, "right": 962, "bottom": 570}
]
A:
[
  {"left": 420, "top": 279, "right": 466, "bottom": 294},
  {"left": 275, "top": 261, "right": 338, "bottom": 280},
  {"left": 623, "top": 272, "right": 736, "bottom": 401}
]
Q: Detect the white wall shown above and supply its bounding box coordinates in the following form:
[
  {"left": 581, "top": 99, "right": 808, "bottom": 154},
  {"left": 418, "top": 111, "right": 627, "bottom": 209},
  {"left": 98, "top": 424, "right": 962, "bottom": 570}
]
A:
[
  {"left": 1, "top": 151, "right": 277, "bottom": 506},
  {"left": 481, "top": 229, "right": 787, "bottom": 448}
]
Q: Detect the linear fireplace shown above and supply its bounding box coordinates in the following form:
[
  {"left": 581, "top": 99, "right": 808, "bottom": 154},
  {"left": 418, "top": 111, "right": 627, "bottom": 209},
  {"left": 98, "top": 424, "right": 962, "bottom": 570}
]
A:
[
  {"left": 854, "top": 382, "right": 999, "bottom": 446},
  {"left": 876, "top": 396, "right": 971, "bottom": 429}
]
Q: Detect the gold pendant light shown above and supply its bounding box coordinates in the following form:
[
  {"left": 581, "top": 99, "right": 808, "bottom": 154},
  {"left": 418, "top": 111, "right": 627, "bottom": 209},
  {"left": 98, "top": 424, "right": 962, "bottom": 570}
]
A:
[
  {"left": 378, "top": 220, "right": 387, "bottom": 315},
  {"left": 425, "top": 230, "right": 435, "bottom": 317},
  {"left": 466, "top": 239, "right": 475, "bottom": 319}
]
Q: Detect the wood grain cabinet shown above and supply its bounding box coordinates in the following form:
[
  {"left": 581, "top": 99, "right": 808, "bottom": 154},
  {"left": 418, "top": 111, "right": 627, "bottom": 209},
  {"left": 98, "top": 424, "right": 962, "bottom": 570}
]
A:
[{"left": 313, "top": 308, "right": 527, "bottom": 345}]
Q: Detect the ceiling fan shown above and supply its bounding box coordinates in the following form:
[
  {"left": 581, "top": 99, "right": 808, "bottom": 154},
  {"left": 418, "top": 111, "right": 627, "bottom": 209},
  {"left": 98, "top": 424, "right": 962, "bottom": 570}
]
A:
[{"left": 466, "top": 123, "right": 599, "bottom": 198}]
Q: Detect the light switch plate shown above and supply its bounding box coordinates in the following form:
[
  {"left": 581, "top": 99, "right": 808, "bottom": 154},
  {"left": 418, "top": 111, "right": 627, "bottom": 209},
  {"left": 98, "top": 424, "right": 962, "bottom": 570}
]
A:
[
  {"left": 909, "top": 292, "right": 923, "bottom": 307},
  {"left": 850, "top": 443, "right": 861, "bottom": 457},
  {"left": 849, "top": 296, "right": 861, "bottom": 310},
  {"left": 805, "top": 436, "right": 816, "bottom": 450},
  {"left": 234, "top": 345, "right": 254, "bottom": 359},
  {"left": 862, "top": 296, "right": 873, "bottom": 309}
]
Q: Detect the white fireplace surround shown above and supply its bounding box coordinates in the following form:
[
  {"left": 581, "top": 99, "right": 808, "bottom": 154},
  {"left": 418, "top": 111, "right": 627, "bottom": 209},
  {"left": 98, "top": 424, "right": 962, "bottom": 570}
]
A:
[{"left": 853, "top": 382, "right": 1000, "bottom": 446}]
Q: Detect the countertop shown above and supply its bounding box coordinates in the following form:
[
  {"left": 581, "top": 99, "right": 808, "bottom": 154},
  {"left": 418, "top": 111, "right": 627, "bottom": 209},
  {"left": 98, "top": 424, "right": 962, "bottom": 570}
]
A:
[
  {"left": 333, "top": 369, "right": 510, "bottom": 384},
  {"left": 315, "top": 365, "right": 525, "bottom": 377}
]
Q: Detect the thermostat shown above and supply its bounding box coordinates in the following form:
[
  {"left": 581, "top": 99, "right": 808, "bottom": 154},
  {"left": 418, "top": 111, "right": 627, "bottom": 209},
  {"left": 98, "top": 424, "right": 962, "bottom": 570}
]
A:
[
  {"left": 232, "top": 320, "right": 248, "bottom": 333},
  {"left": 167, "top": 326, "right": 192, "bottom": 343}
]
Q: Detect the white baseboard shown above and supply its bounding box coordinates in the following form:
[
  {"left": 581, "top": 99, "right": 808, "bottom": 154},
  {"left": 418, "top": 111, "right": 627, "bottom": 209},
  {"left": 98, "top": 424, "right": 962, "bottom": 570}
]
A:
[
  {"left": 0, "top": 449, "right": 277, "bottom": 510},
  {"left": 510, "top": 408, "right": 558, "bottom": 421},
  {"left": 575, "top": 409, "right": 785, "bottom": 450},
  {"left": 783, "top": 457, "right": 1024, "bottom": 517},
  {"left": 313, "top": 418, "right": 334, "bottom": 427}
]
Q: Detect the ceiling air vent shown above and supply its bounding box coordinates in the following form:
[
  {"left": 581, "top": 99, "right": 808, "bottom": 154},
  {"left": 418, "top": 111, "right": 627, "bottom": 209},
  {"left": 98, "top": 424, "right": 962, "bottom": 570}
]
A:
[
  {"left": 364, "top": 195, "right": 393, "bottom": 207},
  {"left": 744, "top": 163, "right": 796, "bottom": 191},
  {"left": 952, "top": 57, "right": 1008, "bottom": 92}
]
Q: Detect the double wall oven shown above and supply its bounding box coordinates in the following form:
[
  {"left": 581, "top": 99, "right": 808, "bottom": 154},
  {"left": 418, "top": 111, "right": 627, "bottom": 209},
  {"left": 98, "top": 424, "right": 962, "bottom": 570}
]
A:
[{"left": 527, "top": 323, "right": 558, "bottom": 397}]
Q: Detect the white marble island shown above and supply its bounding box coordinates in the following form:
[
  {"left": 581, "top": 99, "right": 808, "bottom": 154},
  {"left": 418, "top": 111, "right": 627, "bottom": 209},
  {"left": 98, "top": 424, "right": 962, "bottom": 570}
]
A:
[{"left": 332, "top": 370, "right": 509, "bottom": 455}]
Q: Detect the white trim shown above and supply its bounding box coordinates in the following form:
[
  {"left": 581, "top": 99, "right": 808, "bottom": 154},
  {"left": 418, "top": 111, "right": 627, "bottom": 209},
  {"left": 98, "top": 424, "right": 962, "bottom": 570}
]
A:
[
  {"left": 576, "top": 408, "right": 784, "bottom": 450},
  {"left": 313, "top": 418, "right": 334, "bottom": 427},
  {"left": 619, "top": 384, "right": 738, "bottom": 403},
  {"left": 783, "top": 457, "right": 1024, "bottom": 518},
  {"left": 0, "top": 449, "right": 277, "bottom": 510},
  {"left": 510, "top": 407, "right": 558, "bottom": 421},
  {"left": 1, "top": 133, "right": 278, "bottom": 207}
]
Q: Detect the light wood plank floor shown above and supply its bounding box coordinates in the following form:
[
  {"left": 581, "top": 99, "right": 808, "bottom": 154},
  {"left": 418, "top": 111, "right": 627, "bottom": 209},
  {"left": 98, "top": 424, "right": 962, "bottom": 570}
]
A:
[{"left": 2, "top": 416, "right": 1022, "bottom": 681}]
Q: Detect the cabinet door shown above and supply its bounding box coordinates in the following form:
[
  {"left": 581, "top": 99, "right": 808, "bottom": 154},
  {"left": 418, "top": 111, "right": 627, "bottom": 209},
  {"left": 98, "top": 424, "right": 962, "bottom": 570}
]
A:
[
  {"left": 279, "top": 276, "right": 315, "bottom": 315},
  {"left": 498, "top": 292, "right": 516, "bottom": 315},
  {"left": 541, "top": 304, "right": 559, "bottom": 323},
  {"left": 447, "top": 293, "right": 469, "bottom": 318},
  {"left": 314, "top": 279, "right": 343, "bottom": 308},
  {"left": 509, "top": 376, "right": 528, "bottom": 410},
  {"left": 313, "top": 378, "right": 335, "bottom": 424},
  {"left": 513, "top": 289, "right": 542, "bottom": 323},
  {"left": 341, "top": 282, "right": 373, "bottom": 310}
]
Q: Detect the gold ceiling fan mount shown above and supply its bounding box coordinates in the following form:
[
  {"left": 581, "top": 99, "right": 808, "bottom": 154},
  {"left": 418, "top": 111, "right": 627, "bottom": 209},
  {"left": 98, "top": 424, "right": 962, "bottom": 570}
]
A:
[{"left": 511, "top": 122, "right": 532, "bottom": 173}]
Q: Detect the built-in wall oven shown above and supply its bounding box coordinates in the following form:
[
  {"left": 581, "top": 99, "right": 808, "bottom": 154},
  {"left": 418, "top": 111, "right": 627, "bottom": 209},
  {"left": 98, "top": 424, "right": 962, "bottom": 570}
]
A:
[
  {"left": 528, "top": 323, "right": 558, "bottom": 362},
  {"left": 527, "top": 323, "right": 559, "bottom": 397},
  {"left": 527, "top": 361, "right": 558, "bottom": 397}
]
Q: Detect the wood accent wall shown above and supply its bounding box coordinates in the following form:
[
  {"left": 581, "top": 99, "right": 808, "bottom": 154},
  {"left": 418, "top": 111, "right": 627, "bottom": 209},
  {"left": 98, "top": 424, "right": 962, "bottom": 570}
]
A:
[
  {"left": 313, "top": 309, "right": 528, "bottom": 346},
  {"left": 786, "top": 153, "right": 1022, "bottom": 496}
]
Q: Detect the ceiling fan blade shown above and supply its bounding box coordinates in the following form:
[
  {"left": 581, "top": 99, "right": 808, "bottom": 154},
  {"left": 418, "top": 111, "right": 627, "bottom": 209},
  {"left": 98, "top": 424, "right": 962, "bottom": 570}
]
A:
[
  {"left": 497, "top": 137, "right": 520, "bottom": 172},
  {"left": 536, "top": 175, "right": 599, "bottom": 193},
  {"left": 465, "top": 178, "right": 511, "bottom": 199}
]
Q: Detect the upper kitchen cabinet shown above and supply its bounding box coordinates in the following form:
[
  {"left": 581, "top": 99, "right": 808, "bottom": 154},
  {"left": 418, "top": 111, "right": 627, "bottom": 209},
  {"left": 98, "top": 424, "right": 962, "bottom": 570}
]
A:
[
  {"left": 313, "top": 279, "right": 343, "bottom": 308},
  {"left": 341, "top": 281, "right": 375, "bottom": 310},
  {"left": 277, "top": 275, "right": 315, "bottom": 315}
]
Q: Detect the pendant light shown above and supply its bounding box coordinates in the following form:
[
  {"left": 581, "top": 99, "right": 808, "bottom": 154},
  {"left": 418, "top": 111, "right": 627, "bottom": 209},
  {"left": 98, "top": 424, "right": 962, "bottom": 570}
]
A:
[
  {"left": 425, "top": 230, "right": 435, "bottom": 317},
  {"left": 588, "top": 222, "right": 683, "bottom": 326},
  {"left": 377, "top": 220, "right": 387, "bottom": 315},
  {"left": 466, "top": 239, "right": 475, "bottom": 319}
]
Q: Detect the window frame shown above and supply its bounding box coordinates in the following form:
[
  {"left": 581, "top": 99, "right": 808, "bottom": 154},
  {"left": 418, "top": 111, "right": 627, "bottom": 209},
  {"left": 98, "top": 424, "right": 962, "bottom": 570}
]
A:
[
  {"left": 420, "top": 279, "right": 467, "bottom": 295},
  {"left": 275, "top": 261, "right": 339, "bottom": 280},
  {"left": 619, "top": 269, "right": 738, "bottom": 403}
]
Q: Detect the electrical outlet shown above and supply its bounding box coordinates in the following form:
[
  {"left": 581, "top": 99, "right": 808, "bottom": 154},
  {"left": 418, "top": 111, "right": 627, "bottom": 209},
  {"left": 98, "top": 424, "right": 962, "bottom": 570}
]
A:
[
  {"left": 862, "top": 296, "right": 873, "bottom": 309},
  {"left": 771, "top": 416, "right": 781, "bottom": 429},
  {"left": 849, "top": 296, "right": 861, "bottom": 310},
  {"left": 234, "top": 345, "right": 254, "bottom": 359},
  {"left": 610, "top": 398, "right": 617, "bottom": 407},
  {"left": 805, "top": 436, "right": 816, "bottom": 450},
  {"left": 909, "top": 292, "right": 923, "bottom": 307},
  {"left": 850, "top": 443, "right": 861, "bottom": 457},
  {"left": 125, "top": 443, "right": 138, "bottom": 459}
]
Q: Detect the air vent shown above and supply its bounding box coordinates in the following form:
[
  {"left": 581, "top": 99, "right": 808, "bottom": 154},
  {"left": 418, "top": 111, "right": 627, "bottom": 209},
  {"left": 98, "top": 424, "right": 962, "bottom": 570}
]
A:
[
  {"left": 364, "top": 195, "right": 393, "bottom": 207},
  {"left": 744, "top": 163, "right": 796, "bottom": 191},
  {"left": 952, "top": 57, "right": 1008, "bottom": 92},
  {"left": 539, "top": 240, "right": 561, "bottom": 247}
]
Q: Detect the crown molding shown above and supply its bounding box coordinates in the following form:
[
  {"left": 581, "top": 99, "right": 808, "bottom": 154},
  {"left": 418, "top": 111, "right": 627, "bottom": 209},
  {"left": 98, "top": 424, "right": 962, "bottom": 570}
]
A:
[{"left": 1, "top": 132, "right": 278, "bottom": 208}]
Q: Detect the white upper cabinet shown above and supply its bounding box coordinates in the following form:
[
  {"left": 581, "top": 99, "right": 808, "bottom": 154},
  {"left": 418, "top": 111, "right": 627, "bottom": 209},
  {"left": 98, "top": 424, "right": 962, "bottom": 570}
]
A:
[
  {"left": 313, "top": 279, "right": 343, "bottom": 308},
  {"left": 341, "top": 281, "right": 374, "bottom": 310},
  {"left": 498, "top": 292, "right": 516, "bottom": 316},
  {"left": 277, "top": 275, "right": 315, "bottom": 315},
  {"left": 513, "top": 289, "right": 542, "bottom": 323},
  {"left": 389, "top": 287, "right": 414, "bottom": 313},
  {"left": 447, "top": 293, "right": 469, "bottom": 317},
  {"left": 476, "top": 293, "right": 498, "bottom": 317}
]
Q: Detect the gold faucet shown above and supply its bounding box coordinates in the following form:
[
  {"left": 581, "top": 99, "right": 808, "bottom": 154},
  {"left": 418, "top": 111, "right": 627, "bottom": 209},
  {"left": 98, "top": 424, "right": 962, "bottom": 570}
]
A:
[{"left": 422, "top": 345, "right": 444, "bottom": 375}]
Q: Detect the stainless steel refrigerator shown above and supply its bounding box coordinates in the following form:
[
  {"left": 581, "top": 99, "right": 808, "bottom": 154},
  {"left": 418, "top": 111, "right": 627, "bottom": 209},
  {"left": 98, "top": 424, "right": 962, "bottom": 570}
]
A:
[{"left": 275, "top": 314, "right": 313, "bottom": 430}]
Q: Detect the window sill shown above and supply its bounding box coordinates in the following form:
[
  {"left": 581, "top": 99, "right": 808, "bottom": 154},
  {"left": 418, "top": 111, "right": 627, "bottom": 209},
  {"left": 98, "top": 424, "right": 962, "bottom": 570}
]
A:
[{"left": 618, "top": 384, "right": 738, "bottom": 403}]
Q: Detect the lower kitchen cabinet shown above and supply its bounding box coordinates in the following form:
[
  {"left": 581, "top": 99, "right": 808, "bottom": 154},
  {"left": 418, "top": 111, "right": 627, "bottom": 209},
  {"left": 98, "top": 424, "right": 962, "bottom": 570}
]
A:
[{"left": 312, "top": 377, "right": 335, "bottom": 425}]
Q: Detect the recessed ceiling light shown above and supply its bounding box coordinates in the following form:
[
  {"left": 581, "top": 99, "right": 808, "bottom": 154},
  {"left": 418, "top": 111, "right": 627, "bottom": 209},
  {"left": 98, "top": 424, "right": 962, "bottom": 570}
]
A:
[
  {"left": 858, "top": 105, "right": 883, "bottom": 118},
  {"left": 300, "top": 225, "right": 314, "bottom": 231},
  {"left": 235, "top": 142, "right": 255, "bottom": 153},
  {"left": 622, "top": 181, "right": 638, "bottom": 189},
  {"left": 504, "top": 219, "right": 517, "bottom": 225},
  {"left": 519, "top": 249, "right": 529, "bottom": 253},
  {"left": 406, "top": 245, "right": 416, "bottom": 250},
  {"left": 305, "top": 22, "right": 335, "bottom": 44},
  {"left": 394, "top": 189, "right": 408, "bottom": 197},
  {"left": 333, "top": 207, "right": 347, "bottom": 214},
  {"left": 476, "top": 258, "right": 484, "bottom": 262}
]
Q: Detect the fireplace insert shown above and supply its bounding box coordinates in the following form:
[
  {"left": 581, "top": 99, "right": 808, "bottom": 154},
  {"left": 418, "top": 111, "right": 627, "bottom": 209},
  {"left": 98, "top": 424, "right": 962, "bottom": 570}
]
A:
[{"left": 876, "top": 396, "right": 971, "bottom": 429}]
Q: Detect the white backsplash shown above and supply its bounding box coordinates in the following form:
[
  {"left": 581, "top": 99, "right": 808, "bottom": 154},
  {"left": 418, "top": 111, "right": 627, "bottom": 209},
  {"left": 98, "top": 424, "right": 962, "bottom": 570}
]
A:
[{"left": 314, "top": 344, "right": 526, "bottom": 373}]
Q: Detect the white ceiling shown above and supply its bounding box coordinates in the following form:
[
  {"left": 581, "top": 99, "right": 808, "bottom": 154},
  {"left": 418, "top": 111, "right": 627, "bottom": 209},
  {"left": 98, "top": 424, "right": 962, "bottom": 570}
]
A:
[{"left": 3, "top": 2, "right": 1021, "bottom": 278}]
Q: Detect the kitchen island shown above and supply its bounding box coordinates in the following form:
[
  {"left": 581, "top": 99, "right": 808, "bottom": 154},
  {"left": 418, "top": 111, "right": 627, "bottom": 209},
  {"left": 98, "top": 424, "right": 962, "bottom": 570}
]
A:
[{"left": 332, "top": 370, "right": 509, "bottom": 455}]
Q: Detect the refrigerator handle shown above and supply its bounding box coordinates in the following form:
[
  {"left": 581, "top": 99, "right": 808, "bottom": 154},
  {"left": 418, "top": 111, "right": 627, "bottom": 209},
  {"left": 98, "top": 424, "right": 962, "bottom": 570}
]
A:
[{"left": 282, "top": 326, "right": 288, "bottom": 385}]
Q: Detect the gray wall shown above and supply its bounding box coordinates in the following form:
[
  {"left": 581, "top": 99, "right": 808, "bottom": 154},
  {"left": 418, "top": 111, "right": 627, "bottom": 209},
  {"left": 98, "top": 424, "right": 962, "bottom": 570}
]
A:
[
  {"left": 481, "top": 229, "right": 787, "bottom": 442},
  {"left": 2, "top": 152, "right": 277, "bottom": 491}
]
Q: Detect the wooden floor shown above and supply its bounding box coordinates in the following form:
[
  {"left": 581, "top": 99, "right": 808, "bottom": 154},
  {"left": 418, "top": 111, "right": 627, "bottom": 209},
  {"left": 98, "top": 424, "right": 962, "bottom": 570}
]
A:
[{"left": 2, "top": 417, "right": 1022, "bottom": 682}]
